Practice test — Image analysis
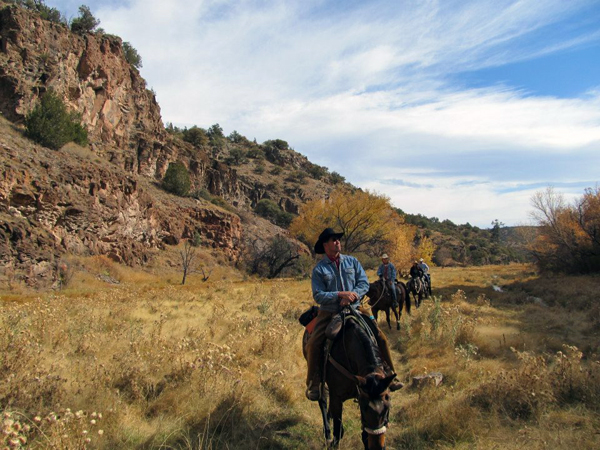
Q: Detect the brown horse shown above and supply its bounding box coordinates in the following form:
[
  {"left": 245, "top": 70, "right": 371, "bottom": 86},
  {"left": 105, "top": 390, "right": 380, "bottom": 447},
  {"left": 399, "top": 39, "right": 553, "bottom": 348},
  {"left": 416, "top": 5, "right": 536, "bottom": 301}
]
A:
[
  {"left": 303, "top": 310, "right": 396, "bottom": 449},
  {"left": 366, "top": 280, "right": 410, "bottom": 330}
]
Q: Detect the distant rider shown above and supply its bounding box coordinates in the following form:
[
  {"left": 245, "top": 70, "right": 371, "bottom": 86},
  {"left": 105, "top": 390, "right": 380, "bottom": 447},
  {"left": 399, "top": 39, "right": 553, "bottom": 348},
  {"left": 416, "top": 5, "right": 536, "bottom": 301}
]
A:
[
  {"left": 410, "top": 260, "right": 425, "bottom": 289},
  {"left": 377, "top": 254, "right": 398, "bottom": 309},
  {"left": 418, "top": 258, "right": 431, "bottom": 291}
]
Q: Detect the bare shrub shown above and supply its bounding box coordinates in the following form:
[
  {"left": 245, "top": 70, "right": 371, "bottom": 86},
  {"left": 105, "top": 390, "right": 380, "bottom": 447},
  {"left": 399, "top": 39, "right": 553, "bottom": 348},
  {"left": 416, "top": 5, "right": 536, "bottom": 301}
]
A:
[
  {"left": 54, "top": 258, "right": 76, "bottom": 289},
  {"left": 551, "top": 345, "right": 600, "bottom": 409},
  {"left": 245, "top": 236, "right": 301, "bottom": 279},
  {"left": 180, "top": 234, "right": 212, "bottom": 285},
  {"left": 470, "top": 349, "right": 554, "bottom": 420},
  {"left": 529, "top": 187, "right": 600, "bottom": 273}
]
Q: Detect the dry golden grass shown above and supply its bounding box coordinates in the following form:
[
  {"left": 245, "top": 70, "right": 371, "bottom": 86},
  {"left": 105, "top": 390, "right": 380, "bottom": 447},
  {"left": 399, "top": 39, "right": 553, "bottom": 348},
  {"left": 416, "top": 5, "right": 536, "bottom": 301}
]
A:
[{"left": 1, "top": 261, "right": 599, "bottom": 449}]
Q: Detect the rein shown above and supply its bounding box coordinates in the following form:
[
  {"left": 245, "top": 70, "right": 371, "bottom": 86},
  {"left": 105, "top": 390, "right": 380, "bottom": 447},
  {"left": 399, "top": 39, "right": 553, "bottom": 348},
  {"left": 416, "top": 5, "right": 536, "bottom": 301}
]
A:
[{"left": 328, "top": 354, "right": 366, "bottom": 386}]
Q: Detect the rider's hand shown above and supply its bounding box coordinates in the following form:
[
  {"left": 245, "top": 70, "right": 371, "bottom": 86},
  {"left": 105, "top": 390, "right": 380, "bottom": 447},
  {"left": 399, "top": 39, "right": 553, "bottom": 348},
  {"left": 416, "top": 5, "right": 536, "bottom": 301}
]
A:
[{"left": 338, "top": 291, "right": 358, "bottom": 306}]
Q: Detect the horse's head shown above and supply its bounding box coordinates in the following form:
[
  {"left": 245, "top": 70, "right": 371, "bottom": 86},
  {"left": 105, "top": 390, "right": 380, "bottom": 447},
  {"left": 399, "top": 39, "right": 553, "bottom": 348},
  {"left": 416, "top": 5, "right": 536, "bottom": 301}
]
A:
[
  {"left": 367, "top": 280, "right": 384, "bottom": 304},
  {"left": 357, "top": 373, "right": 394, "bottom": 449}
]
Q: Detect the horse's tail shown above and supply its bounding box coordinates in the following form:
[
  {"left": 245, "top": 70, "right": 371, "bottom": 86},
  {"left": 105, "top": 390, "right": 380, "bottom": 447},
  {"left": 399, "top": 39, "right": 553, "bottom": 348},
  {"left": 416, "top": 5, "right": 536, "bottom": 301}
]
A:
[{"left": 399, "top": 282, "right": 410, "bottom": 314}]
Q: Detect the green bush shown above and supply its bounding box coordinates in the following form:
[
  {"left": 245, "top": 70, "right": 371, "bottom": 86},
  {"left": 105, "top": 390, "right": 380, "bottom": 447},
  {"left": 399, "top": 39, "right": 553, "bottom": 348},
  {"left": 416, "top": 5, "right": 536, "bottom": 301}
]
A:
[
  {"left": 226, "top": 148, "right": 247, "bottom": 165},
  {"left": 286, "top": 170, "right": 307, "bottom": 184},
  {"left": 25, "top": 90, "right": 88, "bottom": 150},
  {"left": 190, "top": 188, "right": 213, "bottom": 201},
  {"left": 246, "top": 147, "right": 265, "bottom": 159},
  {"left": 210, "top": 196, "right": 236, "bottom": 212},
  {"left": 122, "top": 41, "right": 142, "bottom": 69},
  {"left": 162, "top": 161, "right": 191, "bottom": 196},
  {"left": 70, "top": 5, "right": 100, "bottom": 34},
  {"left": 254, "top": 199, "right": 294, "bottom": 228},
  {"left": 13, "top": 0, "right": 64, "bottom": 23},
  {"left": 228, "top": 130, "right": 244, "bottom": 143},
  {"left": 330, "top": 171, "right": 345, "bottom": 184},
  {"left": 182, "top": 126, "right": 209, "bottom": 148},
  {"left": 307, "top": 164, "right": 328, "bottom": 180},
  {"left": 263, "top": 139, "right": 289, "bottom": 151}
]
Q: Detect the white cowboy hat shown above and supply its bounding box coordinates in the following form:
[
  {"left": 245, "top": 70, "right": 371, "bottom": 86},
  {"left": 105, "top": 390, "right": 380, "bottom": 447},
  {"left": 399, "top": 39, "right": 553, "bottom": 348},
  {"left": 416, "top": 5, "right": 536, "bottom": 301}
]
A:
[{"left": 381, "top": 254, "right": 389, "bottom": 259}]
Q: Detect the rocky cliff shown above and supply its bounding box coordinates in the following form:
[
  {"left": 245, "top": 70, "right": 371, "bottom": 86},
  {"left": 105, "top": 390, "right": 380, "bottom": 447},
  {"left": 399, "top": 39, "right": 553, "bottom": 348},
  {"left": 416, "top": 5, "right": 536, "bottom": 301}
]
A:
[
  {"left": 0, "top": 2, "right": 331, "bottom": 284},
  {"left": 0, "top": 117, "right": 243, "bottom": 284},
  {"left": 0, "top": 2, "right": 333, "bottom": 211}
]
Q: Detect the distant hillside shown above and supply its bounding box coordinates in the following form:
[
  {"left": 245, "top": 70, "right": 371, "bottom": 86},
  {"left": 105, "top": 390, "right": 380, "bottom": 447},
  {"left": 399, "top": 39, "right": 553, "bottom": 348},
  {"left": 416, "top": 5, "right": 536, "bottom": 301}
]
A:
[{"left": 397, "top": 211, "right": 533, "bottom": 266}]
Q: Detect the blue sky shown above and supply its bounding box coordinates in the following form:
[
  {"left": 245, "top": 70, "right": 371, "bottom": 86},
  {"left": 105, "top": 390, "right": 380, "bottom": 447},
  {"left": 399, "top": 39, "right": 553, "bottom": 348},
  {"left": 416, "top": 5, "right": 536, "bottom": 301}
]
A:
[{"left": 49, "top": 0, "right": 600, "bottom": 227}]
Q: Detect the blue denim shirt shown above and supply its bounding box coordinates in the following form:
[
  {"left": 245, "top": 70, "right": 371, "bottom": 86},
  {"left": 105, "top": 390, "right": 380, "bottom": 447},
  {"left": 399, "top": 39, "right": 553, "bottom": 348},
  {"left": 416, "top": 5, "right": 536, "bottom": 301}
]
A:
[
  {"left": 377, "top": 262, "right": 396, "bottom": 281},
  {"left": 311, "top": 254, "right": 369, "bottom": 313}
]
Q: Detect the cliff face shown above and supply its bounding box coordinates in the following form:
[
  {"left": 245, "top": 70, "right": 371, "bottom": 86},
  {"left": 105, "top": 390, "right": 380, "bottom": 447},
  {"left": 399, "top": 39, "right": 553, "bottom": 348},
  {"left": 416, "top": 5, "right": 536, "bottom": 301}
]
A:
[
  {"left": 0, "top": 2, "right": 325, "bottom": 283},
  {"left": 0, "top": 118, "right": 242, "bottom": 283},
  {"left": 0, "top": 2, "right": 325, "bottom": 211},
  {"left": 0, "top": 3, "right": 248, "bottom": 281},
  {"left": 0, "top": 4, "right": 162, "bottom": 152}
]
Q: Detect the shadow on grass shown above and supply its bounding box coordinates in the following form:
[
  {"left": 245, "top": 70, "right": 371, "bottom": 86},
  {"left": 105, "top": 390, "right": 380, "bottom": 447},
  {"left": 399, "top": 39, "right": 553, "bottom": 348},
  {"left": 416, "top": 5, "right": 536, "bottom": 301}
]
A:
[{"left": 142, "top": 389, "right": 308, "bottom": 449}]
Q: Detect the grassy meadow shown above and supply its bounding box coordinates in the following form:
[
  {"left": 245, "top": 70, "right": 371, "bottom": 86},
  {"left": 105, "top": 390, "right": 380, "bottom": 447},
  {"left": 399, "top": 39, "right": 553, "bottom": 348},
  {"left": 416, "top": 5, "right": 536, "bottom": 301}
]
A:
[{"left": 1, "top": 257, "right": 599, "bottom": 449}]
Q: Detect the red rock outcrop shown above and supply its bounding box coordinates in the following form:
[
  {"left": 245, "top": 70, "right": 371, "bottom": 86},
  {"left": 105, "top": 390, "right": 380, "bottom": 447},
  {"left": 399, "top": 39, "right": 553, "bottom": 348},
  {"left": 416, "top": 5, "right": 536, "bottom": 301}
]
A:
[
  {"left": 0, "top": 2, "right": 316, "bottom": 284},
  {"left": 0, "top": 3, "right": 163, "bottom": 154},
  {"left": 0, "top": 128, "right": 242, "bottom": 282}
]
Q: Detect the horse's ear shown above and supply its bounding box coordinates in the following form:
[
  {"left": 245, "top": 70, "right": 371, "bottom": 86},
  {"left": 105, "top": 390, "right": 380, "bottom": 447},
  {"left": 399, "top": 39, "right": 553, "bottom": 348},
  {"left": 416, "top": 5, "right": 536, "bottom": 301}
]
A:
[{"left": 376, "top": 374, "right": 397, "bottom": 395}]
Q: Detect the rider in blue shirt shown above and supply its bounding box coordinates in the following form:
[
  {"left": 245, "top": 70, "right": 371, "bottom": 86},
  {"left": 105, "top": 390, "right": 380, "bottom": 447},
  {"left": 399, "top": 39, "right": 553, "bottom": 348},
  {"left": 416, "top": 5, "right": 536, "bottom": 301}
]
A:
[
  {"left": 377, "top": 254, "right": 398, "bottom": 308},
  {"left": 305, "top": 228, "right": 401, "bottom": 401}
]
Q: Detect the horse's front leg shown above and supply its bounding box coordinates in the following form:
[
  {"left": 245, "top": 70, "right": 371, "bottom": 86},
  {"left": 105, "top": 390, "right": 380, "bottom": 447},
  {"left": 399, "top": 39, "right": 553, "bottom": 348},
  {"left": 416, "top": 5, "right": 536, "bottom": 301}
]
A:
[
  {"left": 392, "top": 304, "right": 400, "bottom": 330},
  {"left": 329, "top": 396, "right": 344, "bottom": 448},
  {"left": 385, "top": 309, "right": 391, "bottom": 329}
]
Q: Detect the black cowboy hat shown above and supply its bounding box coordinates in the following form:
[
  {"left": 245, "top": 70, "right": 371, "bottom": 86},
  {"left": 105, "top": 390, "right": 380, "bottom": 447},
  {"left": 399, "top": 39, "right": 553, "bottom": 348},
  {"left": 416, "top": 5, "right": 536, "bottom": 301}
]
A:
[
  {"left": 315, "top": 228, "right": 344, "bottom": 255},
  {"left": 314, "top": 228, "right": 344, "bottom": 254}
]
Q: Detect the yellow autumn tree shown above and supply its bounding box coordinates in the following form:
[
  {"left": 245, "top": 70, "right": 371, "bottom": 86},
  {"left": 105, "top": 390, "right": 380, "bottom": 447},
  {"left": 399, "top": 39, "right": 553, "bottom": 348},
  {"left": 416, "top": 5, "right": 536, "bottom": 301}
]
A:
[
  {"left": 290, "top": 188, "right": 415, "bottom": 264},
  {"left": 385, "top": 223, "right": 417, "bottom": 272},
  {"left": 416, "top": 236, "right": 436, "bottom": 266}
]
